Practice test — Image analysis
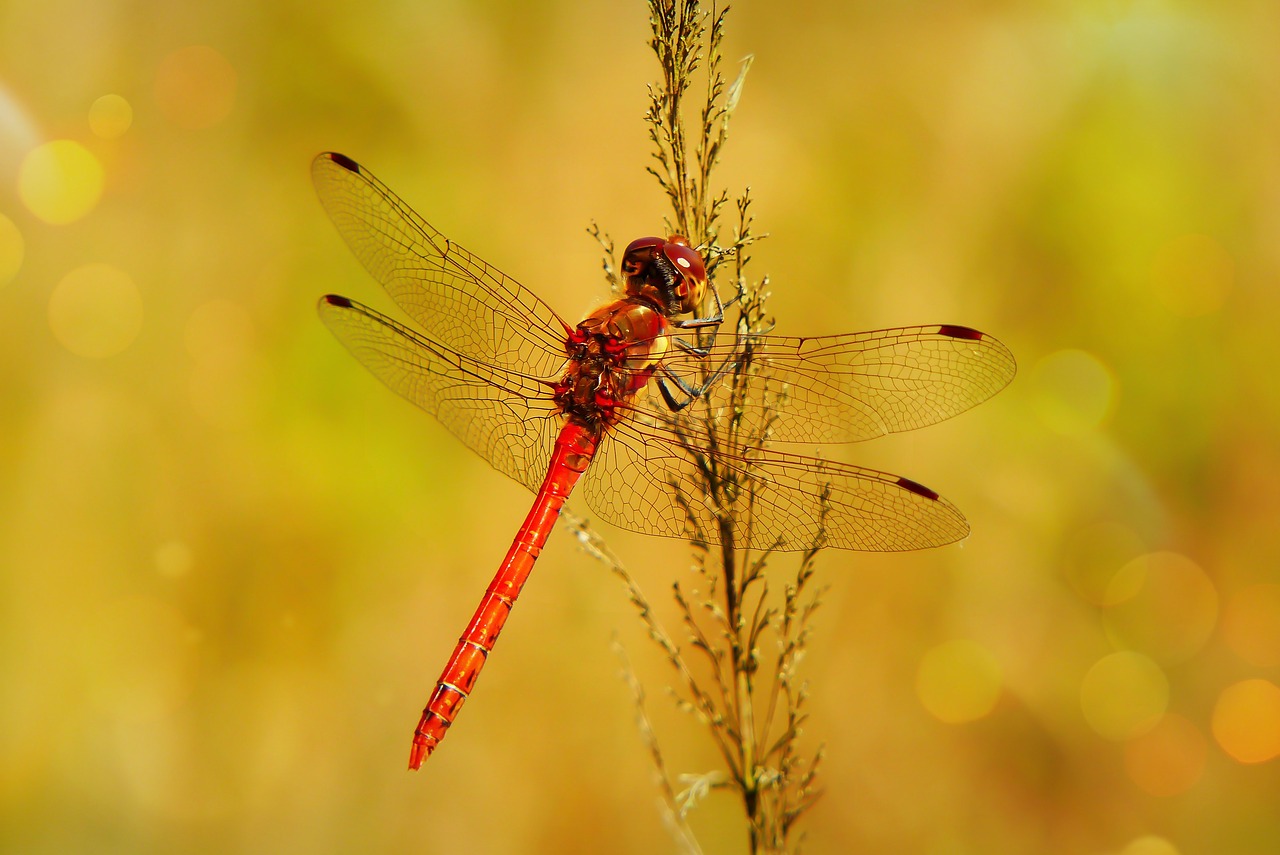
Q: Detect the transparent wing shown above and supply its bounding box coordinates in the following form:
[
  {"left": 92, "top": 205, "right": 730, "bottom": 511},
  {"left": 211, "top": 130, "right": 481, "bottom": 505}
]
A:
[
  {"left": 313, "top": 152, "right": 1007, "bottom": 550},
  {"left": 653, "top": 324, "right": 1016, "bottom": 444},
  {"left": 319, "top": 295, "right": 563, "bottom": 492},
  {"left": 312, "top": 152, "right": 570, "bottom": 380},
  {"left": 581, "top": 412, "right": 969, "bottom": 553}
]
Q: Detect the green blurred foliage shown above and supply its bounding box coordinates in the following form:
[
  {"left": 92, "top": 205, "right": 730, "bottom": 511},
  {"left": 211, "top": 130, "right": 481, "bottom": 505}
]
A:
[{"left": 2, "top": 1, "right": 1279, "bottom": 853}]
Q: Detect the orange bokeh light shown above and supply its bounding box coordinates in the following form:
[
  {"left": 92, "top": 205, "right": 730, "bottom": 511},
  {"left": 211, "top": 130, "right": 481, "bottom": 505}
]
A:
[
  {"left": 1212, "top": 679, "right": 1280, "bottom": 764},
  {"left": 1123, "top": 713, "right": 1208, "bottom": 797}
]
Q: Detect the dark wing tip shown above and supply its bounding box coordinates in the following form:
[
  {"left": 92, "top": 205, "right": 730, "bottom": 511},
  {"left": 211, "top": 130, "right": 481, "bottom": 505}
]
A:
[
  {"left": 321, "top": 294, "right": 353, "bottom": 308},
  {"left": 896, "top": 476, "right": 940, "bottom": 501},
  {"left": 323, "top": 152, "right": 361, "bottom": 173},
  {"left": 936, "top": 324, "right": 985, "bottom": 341}
]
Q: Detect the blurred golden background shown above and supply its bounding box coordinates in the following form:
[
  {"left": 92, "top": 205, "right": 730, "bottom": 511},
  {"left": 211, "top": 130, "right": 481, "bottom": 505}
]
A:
[{"left": 3, "top": 1, "right": 1279, "bottom": 853}]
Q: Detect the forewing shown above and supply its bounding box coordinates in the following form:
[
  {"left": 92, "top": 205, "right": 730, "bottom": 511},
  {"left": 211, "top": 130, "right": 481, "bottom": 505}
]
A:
[
  {"left": 319, "top": 295, "right": 563, "bottom": 493},
  {"left": 655, "top": 325, "right": 1016, "bottom": 444},
  {"left": 312, "top": 152, "right": 570, "bottom": 380},
  {"left": 582, "top": 412, "right": 969, "bottom": 552}
]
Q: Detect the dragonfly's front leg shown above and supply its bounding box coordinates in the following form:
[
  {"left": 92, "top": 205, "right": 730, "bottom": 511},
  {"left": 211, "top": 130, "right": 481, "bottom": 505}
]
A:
[{"left": 673, "top": 280, "right": 738, "bottom": 330}]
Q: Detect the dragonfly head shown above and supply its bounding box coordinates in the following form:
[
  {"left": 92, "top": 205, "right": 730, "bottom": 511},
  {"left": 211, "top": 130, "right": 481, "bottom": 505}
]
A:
[{"left": 621, "top": 235, "right": 707, "bottom": 317}]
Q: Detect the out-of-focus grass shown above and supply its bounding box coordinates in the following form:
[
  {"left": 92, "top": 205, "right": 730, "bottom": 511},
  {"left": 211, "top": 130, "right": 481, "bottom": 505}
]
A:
[{"left": 2, "top": 2, "right": 1279, "bottom": 853}]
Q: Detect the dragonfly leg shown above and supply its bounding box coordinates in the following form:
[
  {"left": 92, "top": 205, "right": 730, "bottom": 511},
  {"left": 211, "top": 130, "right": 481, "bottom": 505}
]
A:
[
  {"left": 674, "top": 280, "right": 736, "bottom": 330},
  {"left": 656, "top": 347, "right": 739, "bottom": 412},
  {"left": 657, "top": 376, "right": 690, "bottom": 412},
  {"left": 672, "top": 335, "right": 713, "bottom": 358}
]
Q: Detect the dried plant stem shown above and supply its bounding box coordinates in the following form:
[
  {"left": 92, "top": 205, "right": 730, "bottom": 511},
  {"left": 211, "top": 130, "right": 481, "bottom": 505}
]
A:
[{"left": 574, "top": 2, "right": 828, "bottom": 853}]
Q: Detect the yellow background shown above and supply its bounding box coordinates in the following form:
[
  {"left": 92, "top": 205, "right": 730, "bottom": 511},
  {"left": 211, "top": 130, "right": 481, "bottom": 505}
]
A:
[{"left": 3, "top": 1, "right": 1279, "bottom": 853}]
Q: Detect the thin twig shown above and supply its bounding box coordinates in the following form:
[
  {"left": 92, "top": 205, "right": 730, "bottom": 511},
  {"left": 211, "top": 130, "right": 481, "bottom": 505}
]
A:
[{"left": 582, "top": 3, "right": 829, "bottom": 851}]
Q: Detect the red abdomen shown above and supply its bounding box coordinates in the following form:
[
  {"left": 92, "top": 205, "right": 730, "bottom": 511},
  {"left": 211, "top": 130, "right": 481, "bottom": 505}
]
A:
[{"left": 408, "top": 421, "right": 599, "bottom": 768}]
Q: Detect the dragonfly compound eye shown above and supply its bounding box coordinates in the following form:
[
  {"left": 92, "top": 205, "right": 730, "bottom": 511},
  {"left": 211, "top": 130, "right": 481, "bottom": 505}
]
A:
[
  {"left": 621, "top": 236, "right": 666, "bottom": 278},
  {"left": 662, "top": 236, "right": 707, "bottom": 315}
]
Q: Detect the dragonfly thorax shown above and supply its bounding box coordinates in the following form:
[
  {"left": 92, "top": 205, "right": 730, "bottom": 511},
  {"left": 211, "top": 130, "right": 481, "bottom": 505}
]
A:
[{"left": 554, "top": 297, "right": 671, "bottom": 428}]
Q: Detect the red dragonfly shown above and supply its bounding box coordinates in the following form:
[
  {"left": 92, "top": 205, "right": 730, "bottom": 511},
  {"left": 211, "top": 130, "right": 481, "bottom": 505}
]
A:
[{"left": 313, "top": 151, "right": 1015, "bottom": 769}]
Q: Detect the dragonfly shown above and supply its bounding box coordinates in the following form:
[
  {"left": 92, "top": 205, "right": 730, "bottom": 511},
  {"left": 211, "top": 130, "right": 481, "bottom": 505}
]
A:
[{"left": 312, "top": 151, "right": 1015, "bottom": 770}]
